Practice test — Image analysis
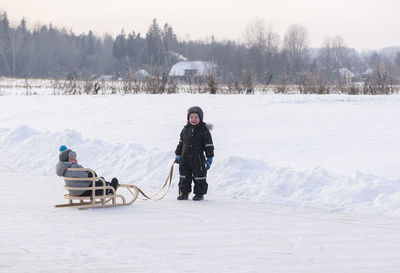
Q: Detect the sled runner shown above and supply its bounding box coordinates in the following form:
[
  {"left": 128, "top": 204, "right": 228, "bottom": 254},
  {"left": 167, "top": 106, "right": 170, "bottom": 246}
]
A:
[{"left": 55, "top": 168, "right": 139, "bottom": 210}]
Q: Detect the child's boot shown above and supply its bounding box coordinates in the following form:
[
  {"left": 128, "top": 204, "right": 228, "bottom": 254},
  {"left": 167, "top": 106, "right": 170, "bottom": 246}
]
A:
[
  {"left": 111, "top": 178, "right": 119, "bottom": 190},
  {"left": 177, "top": 193, "right": 189, "bottom": 200},
  {"left": 192, "top": 194, "right": 204, "bottom": 201}
]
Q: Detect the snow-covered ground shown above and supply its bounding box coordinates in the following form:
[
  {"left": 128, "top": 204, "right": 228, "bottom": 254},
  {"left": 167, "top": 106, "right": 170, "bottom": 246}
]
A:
[{"left": 1, "top": 92, "right": 400, "bottom": 272}]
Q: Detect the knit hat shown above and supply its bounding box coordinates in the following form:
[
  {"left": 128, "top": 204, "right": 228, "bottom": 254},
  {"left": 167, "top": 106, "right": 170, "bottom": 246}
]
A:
[
  {"left": 59, "top": 149, "right": 76, "bottom": 162},
  {"left": 69, "top": 151, "right": 77, "bottom": 159},
  {"left": 59, "top": 145, "right": 67, "bottom": 152},
  {"left": 187, "top": 106, "right": 204, "bottom": 122}
]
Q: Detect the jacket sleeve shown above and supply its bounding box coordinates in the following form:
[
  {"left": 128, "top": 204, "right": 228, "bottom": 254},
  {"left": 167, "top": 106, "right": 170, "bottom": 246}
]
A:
[
  {"left": 175, "top": 130, "right": 183, "bottom": 156},
  {"left": 55, "top": 161, "right": 71, "bottom": 177},
  {"left": 203, "top": 128, "right": 214, "bottom": 158}
]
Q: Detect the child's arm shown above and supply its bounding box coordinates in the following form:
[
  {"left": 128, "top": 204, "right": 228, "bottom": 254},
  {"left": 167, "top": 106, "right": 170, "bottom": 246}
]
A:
[
  {"left": 203, "top": 129, "right": 214, "bottom": 158},
  {"left": 175, "top": 131, "right": 183, "bottom": 156}
]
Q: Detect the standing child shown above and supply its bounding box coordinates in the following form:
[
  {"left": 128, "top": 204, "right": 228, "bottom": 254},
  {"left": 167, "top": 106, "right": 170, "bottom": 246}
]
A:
[{"left": 175, "top": 106, "right": 214, "bottom": 201}]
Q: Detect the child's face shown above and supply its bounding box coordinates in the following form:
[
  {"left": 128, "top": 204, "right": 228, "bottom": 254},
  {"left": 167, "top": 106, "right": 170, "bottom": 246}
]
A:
[
  {"left": 69, "top": 156, "right": 77, "bottom": 164},
  {"left": 189, "top": 113, "right": 200, "bottom": 125}
]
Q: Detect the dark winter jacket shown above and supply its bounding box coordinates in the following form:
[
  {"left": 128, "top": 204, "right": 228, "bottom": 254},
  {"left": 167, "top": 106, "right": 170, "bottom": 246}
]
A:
[
  {"left": 56, "top": 161, "right": 91, "bottom": 196},
  {"left": 175, "top": 122, "right": 214, "bottom": 164}
]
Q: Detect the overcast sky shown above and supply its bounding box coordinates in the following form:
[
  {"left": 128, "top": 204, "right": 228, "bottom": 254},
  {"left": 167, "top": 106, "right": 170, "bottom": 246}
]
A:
[{"left": 1, "top": 0, "right": 399, "bottom": 51}]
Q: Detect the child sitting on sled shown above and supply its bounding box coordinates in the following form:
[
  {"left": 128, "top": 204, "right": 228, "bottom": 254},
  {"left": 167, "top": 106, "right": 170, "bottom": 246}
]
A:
[
  {"left": 175, "top": 106, "right": 214, "bottom": 201},
  {"left": 55, "top": 145, "right": 119, "bottom": 196}
]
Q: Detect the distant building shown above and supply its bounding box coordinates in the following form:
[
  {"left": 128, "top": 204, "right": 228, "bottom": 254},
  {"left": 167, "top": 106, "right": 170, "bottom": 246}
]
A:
[
  {"left": 362, "top": 68, "right": 373, "bottom": 76},
  {"left": 169, "top": 61, "right": 217, "bottom": 82},
  {"left": 95, "top": 75, "right": 117, "bottom": 81},
  {"left": 134, "top": 69, "right": 149, "bottom": 81},
  {"left": 338, "top": 68, "right": 355, "bottom": 80}
]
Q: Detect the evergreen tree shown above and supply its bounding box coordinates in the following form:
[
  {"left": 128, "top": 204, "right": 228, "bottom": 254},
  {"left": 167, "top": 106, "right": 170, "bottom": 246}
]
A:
[
  {"left": 162, "top": 23, "right": 178, "bottom": 52},
  {"left": 0, "top": 12, "right": 12, "bottom": 75},
  {"left": 162, "top": 23, "right": 178, "bottom": 66},
  {"left": 126, "top": 31, "right": 146, "bottom": 69},
  {"left": 145, "top": 18, "right": 164, "bottom": 65},
  {"left": 395, "top": 52, "right": 400, "bottom": 68},
  {"left": 113, "top": 31, "right": 127, "bottom": 60},
  {"left": 11, "top": 19, "right": 31, "bottom": 76}
]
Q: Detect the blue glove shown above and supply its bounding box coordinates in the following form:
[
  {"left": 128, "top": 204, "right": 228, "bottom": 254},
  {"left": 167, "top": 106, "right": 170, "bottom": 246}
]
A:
[
  {"left": 205, "top": 157, "right": 213, "bottom": 170},
  {"left": 175, "top": 155, "right": 181, "bottom": 164}
]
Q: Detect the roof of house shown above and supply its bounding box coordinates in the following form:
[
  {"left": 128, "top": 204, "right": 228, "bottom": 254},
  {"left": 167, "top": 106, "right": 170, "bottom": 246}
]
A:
[
  {"left": 96, "top": 75, "right": 115, "bottom": 81},
  {"left": 134, "top": 69, "right": 149, "bottom": 77},
  {"left": 168, "top": 61, "right": 216, "bottom": 77},
  {"left": 338, "top": 68, "right": 355, "bottom": 78}
]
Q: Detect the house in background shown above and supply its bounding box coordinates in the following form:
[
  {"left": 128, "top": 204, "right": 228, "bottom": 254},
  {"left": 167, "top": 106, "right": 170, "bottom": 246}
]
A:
[
  {"left": 168, "top": 61, "right": 217, "bottom": 83},
  {"left": 134, "top": 69, "right": 149, "bottom": 81},
  {"left": 338, "top": 68, "right": 355, "bottom": 81},
  {"left": 98, "top": 75, "right": 116, "bottom": 81}
]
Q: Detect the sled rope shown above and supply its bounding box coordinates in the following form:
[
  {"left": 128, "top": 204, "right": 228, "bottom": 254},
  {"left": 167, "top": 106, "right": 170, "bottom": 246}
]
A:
[{"left": 130, "top": 163, "right": 175, "bottom": 201}]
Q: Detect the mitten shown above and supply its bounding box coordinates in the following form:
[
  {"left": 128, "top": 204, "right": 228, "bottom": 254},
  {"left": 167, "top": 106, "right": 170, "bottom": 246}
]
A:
[
  {"left": 174, "top": 155, "right": 181, "bottom": 164},
  {"left": 205, "top": 157, "right": 213, "bottom": 170}
]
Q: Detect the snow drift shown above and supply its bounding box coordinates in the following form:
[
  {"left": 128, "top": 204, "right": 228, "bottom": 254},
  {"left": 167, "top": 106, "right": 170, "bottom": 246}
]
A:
[{"left": 1, "top": 125, "right": 400, "bottom": 216}]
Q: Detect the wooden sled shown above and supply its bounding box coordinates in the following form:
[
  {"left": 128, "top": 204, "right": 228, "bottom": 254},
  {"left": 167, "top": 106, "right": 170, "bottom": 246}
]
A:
[{"left": 55, "top": 168, "right": 139, "bottom": 210}]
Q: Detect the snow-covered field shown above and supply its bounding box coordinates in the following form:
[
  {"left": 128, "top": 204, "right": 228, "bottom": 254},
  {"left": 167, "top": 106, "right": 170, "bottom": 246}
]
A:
[{"left": 1, "top": 92, "right": 400, "bottom": 272}]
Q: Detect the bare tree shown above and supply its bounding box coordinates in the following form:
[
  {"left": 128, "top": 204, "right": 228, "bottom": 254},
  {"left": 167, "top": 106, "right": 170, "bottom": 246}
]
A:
[
  {"left": 364, "top": 60, "right": 399, "bottom": 94},
  {"left": 244, "top": 71, "right": 255, "bottom": 94},
  {"left": 206, "top": 67, "right": 218, "bottom": 94},
  {"left": 23, "top": 76, "right": 33, "bottom": 95},
  {"left": 123, "top": 70, "right": 135, "bottom": 94},
  {"left": 165, "top": 76, "right": 177, "bottom": 94},
  {"left": 243, "top": 18, "right": 280, "bottom": 83},
  {"left": 275, "top": 74, "right": 289, "bottom": 93},
  {"left": 332, "top": 36, "right": 347, "bottom": 71},
  {"left": 50, "top": 77, "right": 62, "bottom": 95},
  {"left": 243, "top": 18, "right": 279, "bottom": 54},
  {"left": 63, "top": 70, "right": 80, "bottom": 95},
  {"left": 319, "top": 37, "right": 335, "bottom": 79},
  {"left": 298, "top": 71, "right": 330, "bottom": 94},
  {"left": 83, "top": 77, "right": 94, "bottom": 94},
  {"left": 143, "top": 65, "right": 173, "bottom": 94},
  {"left": 319, "top": 35, "right": 348, "bottom": 82},
  {"left": 283, "top": 24, "right": 309, "bottom": 83},
  {"left": 227, "top": 73, "right": 242, "bottom": 94}
]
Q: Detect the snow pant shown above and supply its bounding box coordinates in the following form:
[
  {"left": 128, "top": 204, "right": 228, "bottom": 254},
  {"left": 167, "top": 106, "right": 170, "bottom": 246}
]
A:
[
  {"left": 179, "top": 159, "right": 208, "bottom": 195},
  {"left": 80, "top": 180, "right": 113, "bottom": 196}
]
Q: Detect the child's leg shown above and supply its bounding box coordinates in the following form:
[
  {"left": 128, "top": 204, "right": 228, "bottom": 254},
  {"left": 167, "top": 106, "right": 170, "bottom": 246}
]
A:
[
  {"left": 80, "top": 180, "right": 109, "bottom": 196},
  {"left": 178, "top": 161, "right": 193, "bottom": 194},
  {"left": 192, "top": 164, "right": 208, "bottom": 195}
]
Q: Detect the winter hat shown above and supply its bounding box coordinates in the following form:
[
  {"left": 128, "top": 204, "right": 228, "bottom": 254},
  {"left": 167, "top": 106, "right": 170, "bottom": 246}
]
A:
[
  {"left": 59, "top": 149, "right": 72, "bottom": 162},
  {"left": 59, "top": 149, "right": 76, "bottom": 162},
  {"left": 187, "top": 106, "right": 204, "bottom": 122},
  {"left": 59, "top": 145, "right": 67, "bottom": 152},
  {"left": 68, "top": 151, "right": 77, "bottom": 159}
]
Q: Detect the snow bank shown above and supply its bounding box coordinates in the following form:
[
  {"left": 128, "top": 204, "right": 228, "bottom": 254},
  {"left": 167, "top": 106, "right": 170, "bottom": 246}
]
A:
[
  {"left": 212, "top": 156, "right": 400, "bottom": 215},
  {"left": 0, "top": 125, "right": 173, "bottom": 191},
  {"left": 2, "top": 125, "right": 400, "bottom": 216}
]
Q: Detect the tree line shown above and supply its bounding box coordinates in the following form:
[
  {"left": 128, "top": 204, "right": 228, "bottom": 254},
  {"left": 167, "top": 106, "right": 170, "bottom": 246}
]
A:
[{"left": 1, "top": 12, "right": 400, "bottom": 93}]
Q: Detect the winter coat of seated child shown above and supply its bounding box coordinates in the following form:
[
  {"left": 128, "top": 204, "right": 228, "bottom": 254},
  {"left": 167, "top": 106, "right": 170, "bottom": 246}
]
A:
[
  {"left": 175, "top": 106, "right": 214, "bottom": 201},
  {"left": 55, "top": 145, "right": 119, "bottom": 196}
]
